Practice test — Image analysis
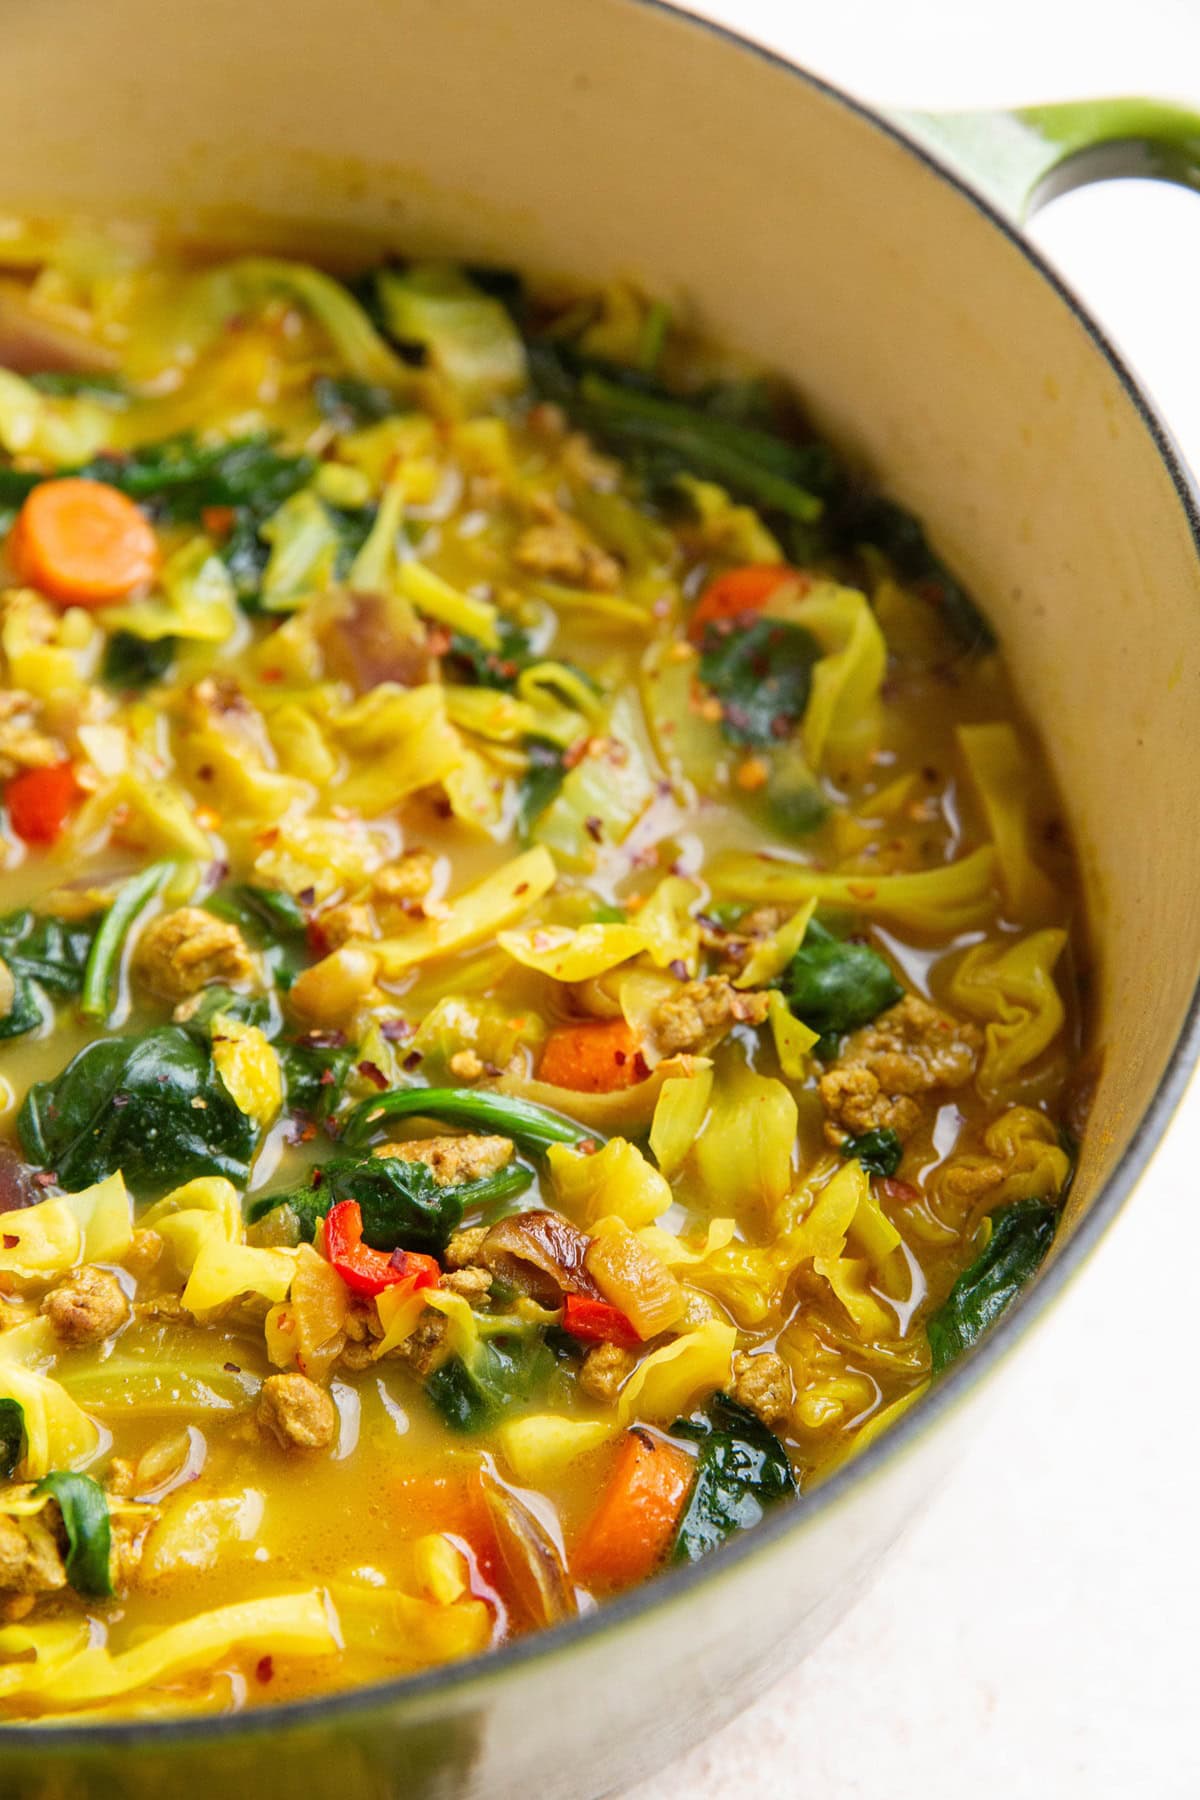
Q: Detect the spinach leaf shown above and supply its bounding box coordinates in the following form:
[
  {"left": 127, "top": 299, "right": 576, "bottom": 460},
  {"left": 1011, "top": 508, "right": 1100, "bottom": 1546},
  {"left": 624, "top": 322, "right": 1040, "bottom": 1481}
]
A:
[
  {"left": 80, "top": 862, "right": 172, "bottom": 1022},
  {"left": 527, "top": 343, "right": 830, "bottom": 523},
  {"left": 34, "top": 1471, "right": 113, "bottom": 1597},
  {"left": 426, "top": 1326, "right": 556, "bottom": 1433},
  {"left": 841, "top": 494, "right": 995, "bottom": 655},
  {"left": 313, "top": 375, "right": 396, "bottom": 429},
  {"left": 181, "top": 984, "right": 283, "bottom": 1039},
  {"left": 339, "top": 1084, "right": 599, "bottom": 1156},
  {"left": 927, "top": 1200, "right": 1058, "bottom": 1374},
  {"left": 27, "top": 371, "right": 128, "bottom": 401},
  {"left": 840, "top": 1127, "right": 903, "bottom": 1178},
  {"left": 0, "top": 1399, "right": 24, "bottom": 1480},
  {"left": 220, "top": 508, "right": 273, "bottom": 607},
  {"left": 18, "top": 1024, "right": 259, "bottom": 1193},
  {"left": 80, "top": 433, "right": 315, "bottom": 524},
  {"left": 516, "top": 737, "right": 567, "bottom": 842},
  {"left": 0, "top": 909, "right": 98, "bottom": 1043},
  {"left": 246, "top": 1154, "right": 531, "bottom": 1256},
  {"left": 698, "top": 617, "right": 821, "bottom": 748},
  {"left": 670, "top": 1393, "right": 796, "bottom": 1563},
  {"left": 445, "top": 620, "right": 534, "bottom": 691},
  {"left": 278, "top": 1038, "right": 353, "bottom": 1122},
  {"left": 780, "top": 918, "right": 902, "bottom": 1044},
  {"left": 327, "top": 504, "right": 377, "bottom": 579},
  {"left": 102, "top": 630, "right": 176, "bottom": 689}
]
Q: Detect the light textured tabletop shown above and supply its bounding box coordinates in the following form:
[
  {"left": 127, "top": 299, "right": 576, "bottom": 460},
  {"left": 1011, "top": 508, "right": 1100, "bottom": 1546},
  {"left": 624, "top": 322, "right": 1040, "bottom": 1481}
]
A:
[{"left": 632, "top": 3, "right": 1200, "bottom": 1796}]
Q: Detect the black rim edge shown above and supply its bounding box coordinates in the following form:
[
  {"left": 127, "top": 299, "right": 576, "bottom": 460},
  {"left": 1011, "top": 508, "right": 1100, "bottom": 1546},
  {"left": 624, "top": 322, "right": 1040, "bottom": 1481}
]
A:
[{"left": 16, "top": 0, "right": 1200, "bottom": 1754}]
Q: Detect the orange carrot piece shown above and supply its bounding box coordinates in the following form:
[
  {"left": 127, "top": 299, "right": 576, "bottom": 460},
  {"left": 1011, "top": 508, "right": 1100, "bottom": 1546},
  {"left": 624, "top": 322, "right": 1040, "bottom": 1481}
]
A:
[
  {"left": 572, "top": 1429, "right": 695, "bottom": 1592},
  {"left": 687, "top": 563, "right": 807, "bottom": 643},
  {"left": 536, "top": 1019, "right": 647, "bottom": 1094},
  {"left": 11, "top": 477, "right": 159, "bottom": 606},
  {"left": 6, "top": 761, "right": 80, "bottom": 844}
]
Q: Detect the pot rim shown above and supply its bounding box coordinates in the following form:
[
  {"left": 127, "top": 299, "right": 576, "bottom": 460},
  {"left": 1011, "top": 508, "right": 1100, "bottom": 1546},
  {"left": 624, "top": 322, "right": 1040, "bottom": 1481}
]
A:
[{"left": 17, "top": 0, "right": 1200, "bottom": 1751}]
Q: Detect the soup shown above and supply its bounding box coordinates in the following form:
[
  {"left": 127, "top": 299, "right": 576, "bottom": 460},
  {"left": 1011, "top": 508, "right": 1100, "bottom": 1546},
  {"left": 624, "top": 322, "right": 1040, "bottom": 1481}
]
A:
[{"left": 0, "top": 224, "right": 1084, "bottom": 1719}]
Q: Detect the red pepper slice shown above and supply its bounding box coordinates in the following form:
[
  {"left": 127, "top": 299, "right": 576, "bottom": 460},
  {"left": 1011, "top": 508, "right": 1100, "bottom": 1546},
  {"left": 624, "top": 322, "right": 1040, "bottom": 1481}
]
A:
[
  {"left": 687, "top": 563, "right": 808, "bottom": 644},
  {"left": 6, "top": 761, "right": 81, "bottom": 845},
  {"left": 562, "top": 1291, "right": 641, "bottom": 1349},
  {"left": 323, "top": 1198, "right": 441, "bottom": 1299}
]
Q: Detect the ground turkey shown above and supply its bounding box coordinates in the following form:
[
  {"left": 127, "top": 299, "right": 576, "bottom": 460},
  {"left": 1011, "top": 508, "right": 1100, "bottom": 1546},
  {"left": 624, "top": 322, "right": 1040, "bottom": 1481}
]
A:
[
  {"left": 372, "top": 1134, "right": 514, "bottom": 1185},
  {"left": 578, "top": 1342, "right": 635, "bottom": 1404},
  {"left": 730, "top": 1350, "right": 791, "bottom": 1427},
  {"left": 512, "top": 508, "right": 621, "bottom": 592},
  {"left": 133, "top": 907, "right": 256, "bottom": 1003},
  {"left": 257, "top": 1373, "right": 338, "bottom": 1451},
  {"left": 0, "top": 1512, "right": 66, "bottom": 1620},
  {"left": 41, "top": 1265, "right": 129, "bottom": 1346},
  {"left": 653, "top": 976, "right": 770, "bottom": 1058},
  {"left": 819, "top": 994, "right": 981, "bottom": 1147}
]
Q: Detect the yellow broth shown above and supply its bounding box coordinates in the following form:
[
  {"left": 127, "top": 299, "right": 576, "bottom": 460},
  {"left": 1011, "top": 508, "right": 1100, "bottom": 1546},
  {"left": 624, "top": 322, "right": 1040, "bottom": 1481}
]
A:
[{"left": 0, "top": 225, "right": 1086, "bottom": 1718}]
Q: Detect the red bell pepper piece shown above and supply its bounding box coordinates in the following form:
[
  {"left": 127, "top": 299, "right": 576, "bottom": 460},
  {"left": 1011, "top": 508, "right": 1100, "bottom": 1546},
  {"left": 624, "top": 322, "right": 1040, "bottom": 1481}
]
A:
[
  {"left": 6, "top": 761, "right": 81, "bottom": 845},
  {"left": 323, "top": 1198, "right": 441, "bottom": 1299},
  {"left": 562, "top": 1291, "right": 641, "bottom": 1349},
  {"left": 686, "top": 563, "right": 807, "bottom": 643}
]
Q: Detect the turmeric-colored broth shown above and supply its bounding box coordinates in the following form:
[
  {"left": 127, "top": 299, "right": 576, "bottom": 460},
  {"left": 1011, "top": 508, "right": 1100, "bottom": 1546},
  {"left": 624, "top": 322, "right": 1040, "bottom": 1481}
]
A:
[{"left": 0, "top": 223, "right": 1084, "bottom": 1718}]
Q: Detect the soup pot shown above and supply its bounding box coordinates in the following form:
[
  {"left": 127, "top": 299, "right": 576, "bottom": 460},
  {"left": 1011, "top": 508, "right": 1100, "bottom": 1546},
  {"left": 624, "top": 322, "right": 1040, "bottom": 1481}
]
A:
[{"left": 0, "top": 2, "right": 1198, "bottom": 1794}]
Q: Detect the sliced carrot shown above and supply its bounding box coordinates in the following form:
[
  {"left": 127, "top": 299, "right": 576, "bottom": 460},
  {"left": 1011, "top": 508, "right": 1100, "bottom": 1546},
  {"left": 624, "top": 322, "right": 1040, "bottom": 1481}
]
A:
[
  {"left": 687, "top": 562, "right": 807, "bottom": 643},
  {"left": 11, "top": 478, "right": 159, "bottom": 606},
  {"left": 571, "top": 1429, "right": 695, "bottom": 1592},
  {"left": 6, "top": 761, "right": 80, "bottom": 844},
  {"left": 536, "top": 1018, "right": 648, "bottom": 1094}
]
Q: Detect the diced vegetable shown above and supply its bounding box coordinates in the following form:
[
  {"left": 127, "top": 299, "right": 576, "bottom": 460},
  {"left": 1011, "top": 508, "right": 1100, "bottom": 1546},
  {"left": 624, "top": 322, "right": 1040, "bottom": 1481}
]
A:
[
  {"left": 537, "top": 1019, "right": 646, "bottom": 1094},
  {"left": 11, "top": 478, "right": 159, "bottom": 606},
  {"left": 33, "top": 1471, "right": 113, "bottom": 1598},
  {"left": 5, "top": 762, "right": 81, "bottom": 845},
  {"left": 571, "top": 1428, "right": 695, "bottom": 1592},
  {"left": 926, "top": 1200, "right": 1058, "bottom": 1373},
  {"left": 670, "top": 1393, "right": 796, "bottom": 1563},
  {"left": 561, "top": 1293, "right": 641, "bottom": 1349},
  {"left": 323, "top": 1199, "right": 441, "bottom": 1298},
  {"left": 687, "top": 563, "right": 800, "bottom": 641}
]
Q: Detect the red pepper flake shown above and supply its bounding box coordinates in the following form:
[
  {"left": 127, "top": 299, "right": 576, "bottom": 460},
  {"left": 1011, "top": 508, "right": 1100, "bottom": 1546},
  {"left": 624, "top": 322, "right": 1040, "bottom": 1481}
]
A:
[
  {"left": 255, "top": 1656, "right": 274, "bottom": 1685},
  {"left": 878, "top": 1177, "right": 921, "bottom": 1205},
  {"left": 614, "top": 1050, "right": 627, "bottom": 1067},
  {"left": 259, "top": 667, "right": 284, "bottom": 685},
  {"left": 2, "top": 1235, "right": 16, "bottom": 1250},
  {"left": 403, "top": 1050, "right": 424, "bottom": 1072},
  {"left": 584, "top": 815, "right": 604, "bottom": 843},
  {"left": 668, "top": 958, "right": 687, "bottom": 980},
  {"left": 296, "top": 886, "right": 317, "bottom": 907},
  {"left": 357, "top": 1060, "right": 388, "bottom": 1090},
  {"left": 577, "top": 1137, "right": 599, "bottom": 1156},
  {"left": 318, "top": 1068, "right": 337, "bottom": 1088},
  {"left": 380, "top": 1018, "right": 413, "bottom": 1042},
  {"left": 33, "top": 1171, "right": 57, "bottom": 1188},
  {"left": 563, "top": 738, "right": 589, "bottom": 770},
  {"left": 514, "top": 882, "right": 529, "bottom": 897},
  {"left": 223, "top": 1361, "right": 241, "bottom": 1374}
]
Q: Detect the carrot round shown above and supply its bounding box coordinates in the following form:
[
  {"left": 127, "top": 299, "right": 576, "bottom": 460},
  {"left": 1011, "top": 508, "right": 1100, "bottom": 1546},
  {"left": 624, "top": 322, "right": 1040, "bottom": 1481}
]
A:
[
  {"left": 6, "top": 761, "right": 80, "bottom": 844},
  {"left": 536, "top": 1019, "right": 647, "bottom": 1094},
  {"left": 11, "top": 478, "right": 159, "bottom": 606},
  {"left": 687, "top": 563, "right": 807, "bottom": 643},
  {"left": 572, "top": 1429, "right": 695, "bottom": 1592}
]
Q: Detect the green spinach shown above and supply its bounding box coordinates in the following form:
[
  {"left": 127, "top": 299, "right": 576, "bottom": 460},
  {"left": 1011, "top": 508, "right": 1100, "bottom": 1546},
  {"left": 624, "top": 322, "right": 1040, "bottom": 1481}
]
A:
[
  {"left": 313, "top": 375, "right": 396, "bottom": 429},
  {"left": 0, "top": 909, "right": 98, "bottom": 1042},
  {"left": 841, "top": 494, "right": 996, "bottom": 655},
  {"left": 18, "top": 1024, "right": 259, "bottom": 1193},
  {"left": 780, "top": 917, "right": 903, "bottom": 1047},
  {"left": 278, "top": 1039, "right": 353, "bottom": 1122},
  {"left": 516, "top": 737, "right": 567, "bottom": 842},
  {"left": 840, "top": 1127, "right": 904, "bottom": 1178},
  {"left": 340, "top": 1083, "right": 600, "bottom": 1156},
  {"left": 101, "top": 631, "right": 176, "bottom": 689},
  {"left": 927, "top": 1200, "right": 1058, "bottom": 1374},
  {"left": 245, "top": 1153, "right": 531, "bottom": 1256},
  {"left": 426, "top": 1326, "right": 556, "bottom": 1433},
  {"left": 698, "top": 617, "right": 820, "bottom": 748},
  {"left": 671, "top": 1393, "right": 796, "bottom": 1563},
  {"left": 34, "top": 1471, "right": 113, "bottom": 1598},
  {"left": 206, "top": 883, "right": 311, "bottom": 989},
  {"left": 0, "top": 1399, "right": 24, "bottom": 1480}
]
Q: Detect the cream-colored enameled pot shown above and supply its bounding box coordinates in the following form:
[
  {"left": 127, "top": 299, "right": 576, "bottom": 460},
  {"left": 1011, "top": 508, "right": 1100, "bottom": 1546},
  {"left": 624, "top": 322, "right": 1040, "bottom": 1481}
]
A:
[{"left": 0, "top": 3, "right": 1198, "bottom": 1795}]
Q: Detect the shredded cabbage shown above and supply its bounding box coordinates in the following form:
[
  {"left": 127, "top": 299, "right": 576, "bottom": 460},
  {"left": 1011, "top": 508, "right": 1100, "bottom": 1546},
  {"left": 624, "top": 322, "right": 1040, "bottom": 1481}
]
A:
[
  {"left": 547, "top": 1136, "right": 672, "bottom": 1229},
  {"left": 616, "top": 1321, "right": 737, "bottom": 1426},
  {"left": 709, "top": 845, "right": 1000, "bottom": 934},
  {"left": 957, "top": 723, "right": 1059, "bottom": 920},
  {"left": 949, "top": 928, "right": 1067, "bottom": 1095},
  {"left": 369, "top": 846, "right": 557, "bottom": 976},
  {"left": 649, "top": 1066, "right": 713, "bottom": 1177}
]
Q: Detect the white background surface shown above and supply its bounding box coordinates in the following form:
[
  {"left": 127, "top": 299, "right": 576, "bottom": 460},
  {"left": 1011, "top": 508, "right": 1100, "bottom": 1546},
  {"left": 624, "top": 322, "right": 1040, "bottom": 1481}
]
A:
[{"left": 628, "top": 4, "right": 1200, "bottom": 1797}]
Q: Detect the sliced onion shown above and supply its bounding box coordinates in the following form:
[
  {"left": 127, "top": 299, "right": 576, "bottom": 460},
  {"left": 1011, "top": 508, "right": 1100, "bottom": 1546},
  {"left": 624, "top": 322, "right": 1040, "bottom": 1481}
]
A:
[
  {"left": 584, "top": 1222, "right": 685, "bottom": 1339},
  {"left": 480, "top": 1209, "right": 601, "bottom": 1305},
  {"left": 481, "top": 1474, "right": 576, "bottom": 1630}
]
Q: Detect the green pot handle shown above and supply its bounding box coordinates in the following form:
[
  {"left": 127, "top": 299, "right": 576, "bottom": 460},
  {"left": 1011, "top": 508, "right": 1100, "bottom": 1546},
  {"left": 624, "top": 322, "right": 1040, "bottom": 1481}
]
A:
[{"left": 892, "top": 99, "right": 1200, "bottom": 220}]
